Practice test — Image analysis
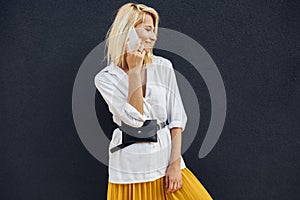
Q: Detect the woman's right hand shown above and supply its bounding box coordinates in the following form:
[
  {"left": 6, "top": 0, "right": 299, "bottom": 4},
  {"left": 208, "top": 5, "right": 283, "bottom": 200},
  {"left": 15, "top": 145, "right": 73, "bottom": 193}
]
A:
[{"left": 125, "top": 38, "right": 146, "bottom": 72}]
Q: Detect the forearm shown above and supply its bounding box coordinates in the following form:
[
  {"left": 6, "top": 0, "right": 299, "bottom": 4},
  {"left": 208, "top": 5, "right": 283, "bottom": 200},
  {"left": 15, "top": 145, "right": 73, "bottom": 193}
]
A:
[
  {"left": 128, "top": 69, "right": 144, "bottom": 114},
  {"left": 169, "top": 127, "right": 182, "bottom": 166}
]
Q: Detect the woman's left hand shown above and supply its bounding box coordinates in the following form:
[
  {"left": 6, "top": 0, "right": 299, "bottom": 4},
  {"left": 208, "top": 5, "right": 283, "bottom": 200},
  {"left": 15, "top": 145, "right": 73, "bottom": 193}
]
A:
[{"left": 165, "top": 160, "right": 182, "bottom": 193}]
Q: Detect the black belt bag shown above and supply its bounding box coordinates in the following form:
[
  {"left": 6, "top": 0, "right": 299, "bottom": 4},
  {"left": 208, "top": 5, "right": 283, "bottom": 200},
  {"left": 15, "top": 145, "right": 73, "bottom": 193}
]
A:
[{"left": 110, "top": 119, "right": 168, "bottom": 153}]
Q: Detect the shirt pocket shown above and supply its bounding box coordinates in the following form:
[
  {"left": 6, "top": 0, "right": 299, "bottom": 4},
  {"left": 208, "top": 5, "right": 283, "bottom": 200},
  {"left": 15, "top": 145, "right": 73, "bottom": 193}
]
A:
[{"left": 148, "top": 86, "right": 167, "bottom": 120}]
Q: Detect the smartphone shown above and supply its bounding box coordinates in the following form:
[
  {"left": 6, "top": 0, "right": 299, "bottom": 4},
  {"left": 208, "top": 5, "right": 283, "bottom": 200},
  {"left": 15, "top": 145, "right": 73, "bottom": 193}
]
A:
[{"left": 128, "top": 28, "right": 139, "bottom": 52}]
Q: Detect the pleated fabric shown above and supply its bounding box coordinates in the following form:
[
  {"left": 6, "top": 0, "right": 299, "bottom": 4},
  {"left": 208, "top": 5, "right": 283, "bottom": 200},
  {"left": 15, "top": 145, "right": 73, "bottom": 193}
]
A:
[{"left": 107, "top": 167, "right": 213, "bottom": 200}]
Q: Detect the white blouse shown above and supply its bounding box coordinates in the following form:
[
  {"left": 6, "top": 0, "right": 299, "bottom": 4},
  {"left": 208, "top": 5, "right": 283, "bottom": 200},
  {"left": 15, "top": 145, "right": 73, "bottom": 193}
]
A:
[{"left": 94, "top": 55, "right": 188, "bottom": 184}]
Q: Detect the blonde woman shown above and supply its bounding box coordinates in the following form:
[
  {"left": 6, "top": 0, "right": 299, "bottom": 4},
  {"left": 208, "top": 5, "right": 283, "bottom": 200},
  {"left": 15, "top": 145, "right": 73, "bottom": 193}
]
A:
[{"left": 94, "top": 2, "right": 213, "bottom": 200}]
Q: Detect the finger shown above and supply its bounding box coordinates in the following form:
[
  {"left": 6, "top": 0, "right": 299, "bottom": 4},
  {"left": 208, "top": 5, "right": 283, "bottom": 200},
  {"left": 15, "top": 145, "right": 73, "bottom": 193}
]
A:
[
  {"left": 175, "top": 181, "right": 180, "bottom": 191},
  {"left": 166, "top": 178, "right": 171, "bottom": 192},
  {"left": 140, "top": 43, "right": 146, "bottom": 53},
  {"left": 165, "top": 175, "right": 169, "bottom": 189},
  {"left": 175, "top": 180, "right": 181, "bottom": 192},
  {"left": 140, "top": 49, "right": 146, "bottom": 57},
  {"left": 167, "top": 181, "right": 171, "bottom": 192},
  {"left": 172, "top": 182, "right": 178, "bottom": 193},
  {"left": 179, "top": 179, "right": 182, "bottom": 188},
  {"left": 168, "top": 181, "right": 174, "bottom": 193}
]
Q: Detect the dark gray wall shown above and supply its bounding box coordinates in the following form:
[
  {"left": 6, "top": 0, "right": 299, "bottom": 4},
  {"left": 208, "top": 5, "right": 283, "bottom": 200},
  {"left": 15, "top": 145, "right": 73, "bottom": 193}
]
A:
[{"left": 1, "top": 0, "right": 299, "bottom": 199}]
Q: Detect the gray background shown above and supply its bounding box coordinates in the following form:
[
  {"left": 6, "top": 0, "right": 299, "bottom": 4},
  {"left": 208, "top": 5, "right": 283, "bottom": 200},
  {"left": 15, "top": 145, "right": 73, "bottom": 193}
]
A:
[{"left": 1, "top": 0, "right": 299, "bottom": 199}]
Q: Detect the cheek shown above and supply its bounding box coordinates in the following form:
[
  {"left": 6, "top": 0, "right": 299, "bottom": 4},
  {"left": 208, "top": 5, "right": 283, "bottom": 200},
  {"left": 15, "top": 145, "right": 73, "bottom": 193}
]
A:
[{"left": 137, "top": 30, "right": 148, "bottom": 40}]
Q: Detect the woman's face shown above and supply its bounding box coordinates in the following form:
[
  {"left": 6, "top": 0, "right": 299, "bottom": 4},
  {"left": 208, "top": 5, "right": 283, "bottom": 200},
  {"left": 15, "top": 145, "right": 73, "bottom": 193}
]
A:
[{"left": 134, "top": 14, "right": 157, "bottom": 53}]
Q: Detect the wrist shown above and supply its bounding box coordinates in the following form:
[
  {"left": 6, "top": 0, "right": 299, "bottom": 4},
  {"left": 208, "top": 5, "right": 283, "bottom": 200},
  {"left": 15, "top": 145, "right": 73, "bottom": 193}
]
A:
[
  {"left": 128, "top": 65, "right": 142, "bottom": 74},
  {"left": 169, "top": 157, "right": 181, "bottom": 167}
]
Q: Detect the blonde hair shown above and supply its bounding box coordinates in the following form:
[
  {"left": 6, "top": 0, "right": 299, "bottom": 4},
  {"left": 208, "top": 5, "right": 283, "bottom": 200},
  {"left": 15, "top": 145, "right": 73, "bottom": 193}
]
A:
[{"left": 105, "top": 3, "right": 159, "bottom": 69}]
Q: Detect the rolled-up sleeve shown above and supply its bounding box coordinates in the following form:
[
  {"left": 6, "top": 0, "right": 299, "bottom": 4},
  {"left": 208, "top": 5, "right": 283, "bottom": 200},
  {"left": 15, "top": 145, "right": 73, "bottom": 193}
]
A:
[
  {"left": 94, "top": 72, "right": 148, "bottom": 127},
  {"left": 165, "top": 60, "right": 188, "bottom": 132}
]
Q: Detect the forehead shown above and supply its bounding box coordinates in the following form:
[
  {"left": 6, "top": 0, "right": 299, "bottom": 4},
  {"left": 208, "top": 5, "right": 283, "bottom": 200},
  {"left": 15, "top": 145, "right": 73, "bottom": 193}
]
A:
[
  {"left": 143, "top": 14, "right": 154, "bottom": 25},
  {"left": 136, "top": 13, "right": 154, "bottom": 28}
]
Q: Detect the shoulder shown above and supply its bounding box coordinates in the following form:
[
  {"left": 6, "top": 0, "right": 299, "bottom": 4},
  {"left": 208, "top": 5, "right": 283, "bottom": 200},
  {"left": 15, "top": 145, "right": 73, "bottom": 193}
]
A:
[
  {"left": 152, "top": 55, "right": 175, "bottom": 77},
  {"left": 152, "top": 55, "right": 173, "bottom": 69},
  {"left": 94, "top": 63, "right": 117, "bottom": 84},
  {"left": 95, "top": 68, "right": 109, "bottom": 84}
]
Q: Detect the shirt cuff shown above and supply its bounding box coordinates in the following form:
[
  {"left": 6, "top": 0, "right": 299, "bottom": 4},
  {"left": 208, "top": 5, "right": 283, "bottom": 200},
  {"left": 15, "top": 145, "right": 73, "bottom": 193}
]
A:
[
  {"left": 124, "top": 102, "right": 149, "bottom": 122},
  {"left": 168, "top": 121, "right": 186, "bottom": 132}
]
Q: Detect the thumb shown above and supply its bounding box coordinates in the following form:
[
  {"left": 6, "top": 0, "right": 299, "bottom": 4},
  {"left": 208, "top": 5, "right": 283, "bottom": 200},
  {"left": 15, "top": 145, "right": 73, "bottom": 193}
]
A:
[{"left": 165, "top": 175, "right": 169, "bottom": 188}]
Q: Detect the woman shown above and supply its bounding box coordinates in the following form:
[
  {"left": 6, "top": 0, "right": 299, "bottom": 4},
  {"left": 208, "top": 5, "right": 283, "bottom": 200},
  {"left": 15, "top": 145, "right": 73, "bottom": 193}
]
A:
[{"left": 94, "top": 2, "right": 213, "bottom": 200}]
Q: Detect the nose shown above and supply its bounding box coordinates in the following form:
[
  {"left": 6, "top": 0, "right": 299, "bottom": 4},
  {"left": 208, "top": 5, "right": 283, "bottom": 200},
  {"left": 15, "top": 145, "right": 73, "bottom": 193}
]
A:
[{"left": 150, "top": 31, "right": 157, "bottom": 42}]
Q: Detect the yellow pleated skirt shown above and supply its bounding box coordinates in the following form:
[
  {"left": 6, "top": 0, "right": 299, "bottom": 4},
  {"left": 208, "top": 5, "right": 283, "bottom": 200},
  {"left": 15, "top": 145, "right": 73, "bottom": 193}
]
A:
[{"left": 107, "top": 167, "right": 213, "bottom": 200}]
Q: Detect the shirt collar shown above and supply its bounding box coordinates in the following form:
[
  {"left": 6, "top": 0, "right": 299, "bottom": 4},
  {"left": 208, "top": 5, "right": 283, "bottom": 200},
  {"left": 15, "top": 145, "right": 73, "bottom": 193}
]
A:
[
  {"left": 104, "top": 56, "right": 157, "bottom": 78},
  {"left": 104, "top": 62, "right": 126, "bottom": 79}
]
